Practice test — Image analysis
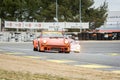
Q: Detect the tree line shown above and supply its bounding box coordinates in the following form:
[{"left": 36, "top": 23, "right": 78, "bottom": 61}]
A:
[{"left": 0, "top": 0, "right": 108, "bottom": 29}]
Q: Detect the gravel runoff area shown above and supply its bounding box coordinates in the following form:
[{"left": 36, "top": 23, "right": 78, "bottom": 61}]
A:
[{"left": 0, "top": 52, "right": 120, "bottom": 80}]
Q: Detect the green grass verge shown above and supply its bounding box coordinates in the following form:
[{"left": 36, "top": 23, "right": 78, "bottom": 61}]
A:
[{"left": 0, "top": 69, "right": 69, "bottom": 80}]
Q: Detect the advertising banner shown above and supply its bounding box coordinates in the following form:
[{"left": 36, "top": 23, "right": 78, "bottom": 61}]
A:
[
  {"left": 5, "top": 21, "right": 43, "bottom": 29},
  {"left": 5, "top": 21, "right": 89, "bottom": 29},
  {"left": 23, "top": 22, "right": 42, "bottom": 29},
  {"left": 5, "top": 21, "right": 23, "bottom": 28},
  {"left": 65, "top": 22, "right": 89, "bottom": 29}
]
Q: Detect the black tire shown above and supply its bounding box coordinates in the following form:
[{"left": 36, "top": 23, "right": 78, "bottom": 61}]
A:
[
  {"left": 59, "top": 51, "right": 63, "bottom": 53},
  {"left": 65, "top": 51, "right": 70, "bottom": 54},
  {"left": 33, "top": 48, "right": 36, "bottom": 51},
  {"left": 33, "top": 41, "right": 38, "bottom": 51},
  {"left": 33, "top": 47, "right": 37, "bottom": 51}
]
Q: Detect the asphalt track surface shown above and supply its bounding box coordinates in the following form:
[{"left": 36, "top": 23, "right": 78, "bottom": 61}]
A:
[{"left": 0, "top": 41, "right": 120, "bottom": 73}]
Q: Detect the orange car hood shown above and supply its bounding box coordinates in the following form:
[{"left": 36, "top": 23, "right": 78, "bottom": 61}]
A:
[{"left": 41, "top": 38, "right": 67, "bottom": 45}]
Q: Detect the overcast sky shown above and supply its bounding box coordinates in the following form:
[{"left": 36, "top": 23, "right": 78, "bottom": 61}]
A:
[{"left": 93, "top": 0, "right": 120, "bottom": 11}]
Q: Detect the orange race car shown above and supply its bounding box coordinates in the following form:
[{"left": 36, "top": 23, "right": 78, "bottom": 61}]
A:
[{"left": 33, "top": 31, "right": 70, "bottom": 53}]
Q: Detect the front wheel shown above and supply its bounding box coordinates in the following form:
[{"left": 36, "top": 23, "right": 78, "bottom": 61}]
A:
[
  {"left": 65, "top": 51, "right": 70, "bottom": 54},
  {"left": 33, "top": 47, "right": 38, "bottom": 51},
  {"left": 33, "top": 41, "right": 38, "bottom": 51}
]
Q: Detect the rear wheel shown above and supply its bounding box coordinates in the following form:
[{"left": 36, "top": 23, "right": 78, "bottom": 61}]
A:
[{"left": 33, "top": 47, "right": 38, "bottom": 51}]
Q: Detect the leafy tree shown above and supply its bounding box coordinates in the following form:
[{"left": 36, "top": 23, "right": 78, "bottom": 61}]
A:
[
  {"left": 0, "top": 0, "right": 108, "bottom": 29},
  {"left": 40, "top": 0, "right": 108, "bottom": 29},
  {"left": 84, "top": 1, "right": 108, "bottom": 29},
  {"left": 0, "top": 0, "right": 43, "bottom": 21}
]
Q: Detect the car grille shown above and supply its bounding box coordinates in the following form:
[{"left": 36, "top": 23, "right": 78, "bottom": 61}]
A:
[
  {"left": 51, "top": 48, "right": 61, "bottom": 51},
  {"left": 45, "top": 45, "right": 65, "bottom": 47}
]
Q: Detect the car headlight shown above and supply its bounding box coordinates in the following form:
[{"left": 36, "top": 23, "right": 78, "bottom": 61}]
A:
[
  {"left": 64, "top": 40, "right": 69, "bottom": 44},
  {"left": 43, "top": 40, "right": 47, "bottom": 43},
  {"left": 76, "top": 46, "right": 80, "bottom": 49}
]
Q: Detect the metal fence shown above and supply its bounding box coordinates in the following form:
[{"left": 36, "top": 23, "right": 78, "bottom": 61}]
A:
[
  {"left": 0, "top": 32, "right": 120, "bottom": 42},
  {"left": 0, "top": 32, "right": 40, "bottom": 42}
]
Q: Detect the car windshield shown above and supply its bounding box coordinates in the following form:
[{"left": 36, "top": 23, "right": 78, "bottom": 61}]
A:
[{"left": 42, "top": 32, "right": 64, "bottom": 38}]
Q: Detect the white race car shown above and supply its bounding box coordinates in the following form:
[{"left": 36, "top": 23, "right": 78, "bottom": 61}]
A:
[
  {"left": 67, "top": 38, "right": 81, "bottom": 53},
  {"left": 70, "top": 40, "right": 81, "bottom": 53}
]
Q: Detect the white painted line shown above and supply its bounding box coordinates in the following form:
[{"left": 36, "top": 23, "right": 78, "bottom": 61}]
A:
[
  {"left": 75, "top": 64, "right": 112, "bottom": 69},
  {"left": 47, "top": 59, "right": 76, "bottom": 63},
  {"left": 112, "top": 70, "right": 120, "bottom": 74},
  {"left": 24, "top": 56, "right": 41, "bottom": 59},
  {"left": 110, "top": 53, "right": 119, "bottom": 56},
  {"left": 6, "top": 52, "right": 24, "bottom": 54}
]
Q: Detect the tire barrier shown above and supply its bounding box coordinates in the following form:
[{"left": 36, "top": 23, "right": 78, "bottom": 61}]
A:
[{"left": 78, "top": 32, "right": 120, "bottom": 40}]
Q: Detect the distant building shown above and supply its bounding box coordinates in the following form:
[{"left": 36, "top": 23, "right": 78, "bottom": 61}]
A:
[
  {"left": 104, "top": 11, "right": 120, "bottom": 28},
  {"left": 107, "top": 11, "right": 120, "bottom": 22},
  {"left": 97, "top": 11, "right": 120, "bottom": 33},
  {"left": 101, "top": 11, "right": 120, "bottom": 29}
]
